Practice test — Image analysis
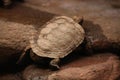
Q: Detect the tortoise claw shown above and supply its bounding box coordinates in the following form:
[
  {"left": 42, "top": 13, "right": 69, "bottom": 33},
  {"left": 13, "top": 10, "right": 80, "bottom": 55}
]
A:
[{"left": 50, "top": 58, "right": 60, "bottom": 70}]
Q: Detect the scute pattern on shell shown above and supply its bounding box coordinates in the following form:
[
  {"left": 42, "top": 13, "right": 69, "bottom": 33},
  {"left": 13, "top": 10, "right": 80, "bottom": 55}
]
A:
[{"left": 30, "top": 16, "right": 85, "bottom": 58}]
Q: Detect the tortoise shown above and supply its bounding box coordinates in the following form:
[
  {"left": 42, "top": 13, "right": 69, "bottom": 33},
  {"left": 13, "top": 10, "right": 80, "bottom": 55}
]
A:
[{"left": 17, "top": 16, "right": 85, "bottom": 69}]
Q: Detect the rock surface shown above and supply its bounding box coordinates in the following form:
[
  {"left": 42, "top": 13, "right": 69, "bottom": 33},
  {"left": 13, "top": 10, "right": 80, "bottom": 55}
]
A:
[
  {"left": 0, "top": 73, "right": 22, "bottom": 80},
  {"left": 48, "top": 56, "right": 120, "bottom": 80},
  {"left": 0, "top": 0, "right": 120, "bottom": 66},
  {"left": 0, "top": 5, "right": 55, "bottom": 66},
  {"left": 22, "top": 65, "right": 51, "bottom": 80},
  {"left": 0, "top": 0, "right": 120, "bottom": 80},
  {"left": 21, "top": 53, "right": 120, "bottom": 80},
  {"left": 0, "top": 20, "right": 35, "bottom": 66},
  {"left": 82, "top": 15, "right": 120, "bottom": 53},
  {"left": 23, "top": 0, "right": 120, "bottom": 53}
]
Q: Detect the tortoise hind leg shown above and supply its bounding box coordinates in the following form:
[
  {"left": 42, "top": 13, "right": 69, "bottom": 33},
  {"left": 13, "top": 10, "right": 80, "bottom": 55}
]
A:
[{"left": 50, "top": 58, "right": 60, "bottom": 69}]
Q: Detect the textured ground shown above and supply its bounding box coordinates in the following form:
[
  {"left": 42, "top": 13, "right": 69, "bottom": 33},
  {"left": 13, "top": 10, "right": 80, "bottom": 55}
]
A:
[{"left": 0, "top": 0, "right": 120, "bottom": 80}]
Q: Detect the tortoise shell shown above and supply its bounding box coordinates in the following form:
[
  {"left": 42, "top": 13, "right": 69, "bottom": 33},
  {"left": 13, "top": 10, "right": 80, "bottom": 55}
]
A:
[{"left": 30, "top": 16, "right": 85, "bottom": 59}]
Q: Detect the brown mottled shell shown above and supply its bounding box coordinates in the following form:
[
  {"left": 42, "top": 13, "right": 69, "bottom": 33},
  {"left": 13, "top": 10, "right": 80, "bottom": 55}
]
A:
[{"left": 30, "top": 16, "right": 85, "bottom": 58}]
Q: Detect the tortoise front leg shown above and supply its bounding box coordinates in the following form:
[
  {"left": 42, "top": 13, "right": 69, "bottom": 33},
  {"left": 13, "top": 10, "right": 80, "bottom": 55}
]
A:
[
  {"left": 16, "top": 46, "right": 31, "bottom": 64},
  {"left": 50, "top": 58, "right": 60, "bottom": 69}
]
